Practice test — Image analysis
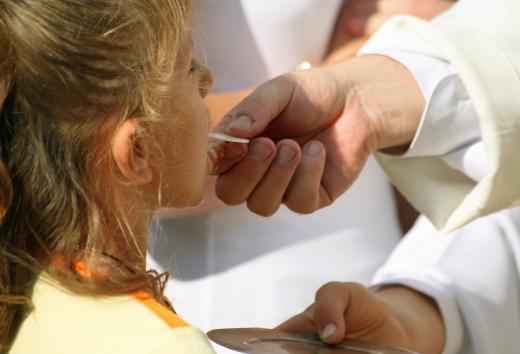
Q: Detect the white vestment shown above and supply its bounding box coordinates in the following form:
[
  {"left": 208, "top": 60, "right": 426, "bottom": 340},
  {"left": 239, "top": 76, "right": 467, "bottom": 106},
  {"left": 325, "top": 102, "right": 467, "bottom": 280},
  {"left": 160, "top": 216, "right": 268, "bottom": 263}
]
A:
[
  {"left": 361, "top": 0, "right": 520, "bottom": 232},
  {"left": 362, "top": 1, "right": 520, "bottom": 352}
]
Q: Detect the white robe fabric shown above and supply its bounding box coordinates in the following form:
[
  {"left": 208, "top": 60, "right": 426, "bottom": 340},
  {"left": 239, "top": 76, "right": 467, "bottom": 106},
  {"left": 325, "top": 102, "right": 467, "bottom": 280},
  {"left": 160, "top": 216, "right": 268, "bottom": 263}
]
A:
[
  {"left": 373, "top": 207, "right": 520, "bottom": 354},
  {"left": 362, "top": 2, "right": 520, "bottom": 352},
  {"left": 360, "top": 0, "right": 520, "bottom": 232},
  {"left": 148, "top": 2, "right": 402, "bottom": 352}
]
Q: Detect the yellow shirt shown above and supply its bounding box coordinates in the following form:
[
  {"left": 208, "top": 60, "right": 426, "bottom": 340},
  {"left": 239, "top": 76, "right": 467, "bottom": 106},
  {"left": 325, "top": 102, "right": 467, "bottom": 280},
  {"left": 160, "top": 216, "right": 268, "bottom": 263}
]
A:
[{"left": 10, "top": 275, "right": 216, "bottom": 354}]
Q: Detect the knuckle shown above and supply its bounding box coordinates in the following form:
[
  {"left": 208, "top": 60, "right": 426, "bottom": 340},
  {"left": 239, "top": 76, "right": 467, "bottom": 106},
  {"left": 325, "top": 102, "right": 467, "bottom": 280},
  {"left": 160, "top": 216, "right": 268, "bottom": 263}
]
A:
[
  {"left": 343, "top": 282, "right": 365, "bottom": 294},
  {"left": 265, "top": 74, "right": 294, "bottom": 89},
  {"left": 246, "top": 95, "right": 272, "bottom": 116},
  {"left": 279, "top": 72, "right": 299, "bottom": 87},
  {"left": 319, "top": 187, "right": 335, "bottom": 208},
  {"left": 316, "top": 281, "right": 343, "bottom": 297}
]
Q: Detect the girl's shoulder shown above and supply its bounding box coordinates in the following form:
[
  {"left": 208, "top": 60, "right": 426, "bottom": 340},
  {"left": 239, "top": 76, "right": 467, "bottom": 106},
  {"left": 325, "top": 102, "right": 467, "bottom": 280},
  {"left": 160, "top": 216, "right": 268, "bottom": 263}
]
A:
[{"left": 10, "top": 275, "right": 215, "bottom": 354}]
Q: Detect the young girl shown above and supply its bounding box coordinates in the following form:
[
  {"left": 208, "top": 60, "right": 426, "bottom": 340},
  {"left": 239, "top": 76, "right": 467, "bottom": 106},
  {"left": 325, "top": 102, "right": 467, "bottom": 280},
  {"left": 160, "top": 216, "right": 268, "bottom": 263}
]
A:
[{"left": 0, "top": 1, "right": 215, "bottom": 353}]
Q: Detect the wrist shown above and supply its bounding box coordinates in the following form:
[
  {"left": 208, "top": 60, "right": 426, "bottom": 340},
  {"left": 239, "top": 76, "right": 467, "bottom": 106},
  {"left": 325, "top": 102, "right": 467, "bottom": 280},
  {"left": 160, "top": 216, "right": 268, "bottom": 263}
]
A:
[
  {"left": 375, "top": 285, "right": 445, "bottom": 354},
  {"left": 344, "top": 55, "right": 425, "bottom": 152}
]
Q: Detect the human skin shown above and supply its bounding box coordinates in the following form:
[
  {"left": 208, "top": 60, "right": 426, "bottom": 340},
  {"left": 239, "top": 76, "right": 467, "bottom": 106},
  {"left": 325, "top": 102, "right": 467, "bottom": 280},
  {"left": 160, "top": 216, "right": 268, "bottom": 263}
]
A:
[
  {"left": 107, "top": 34, "right": 214, "bottom": 260},
  {"left": 277, "top": 282, "right": 445, "bottom": 354},
  {"left": 154, "top": 6, "right": 445, "bottom": 352},
  {"left": 198, "top": 4, "right": 449, "bottom": 352},
  {"left": 159, "top": 0, "right": 366, "bottom": 218},
  {"left": 204, "top": 29, "right": 445, "bottom": 354},
  {"left": 164, "top": 0, "right": 452, "bottom": 218},
  {"left": 208, "top": 55, "right": 425, "bottom": 216}
]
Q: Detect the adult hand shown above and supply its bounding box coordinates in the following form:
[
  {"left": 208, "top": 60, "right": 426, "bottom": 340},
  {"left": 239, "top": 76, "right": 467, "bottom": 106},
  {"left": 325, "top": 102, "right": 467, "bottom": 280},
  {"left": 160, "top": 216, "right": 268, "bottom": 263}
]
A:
[
  {"left": 277, "top": 282, "right": 445, "bottom": 354},
  {"left": 208, "top": 55, "right": 424, "bottom": 216}
]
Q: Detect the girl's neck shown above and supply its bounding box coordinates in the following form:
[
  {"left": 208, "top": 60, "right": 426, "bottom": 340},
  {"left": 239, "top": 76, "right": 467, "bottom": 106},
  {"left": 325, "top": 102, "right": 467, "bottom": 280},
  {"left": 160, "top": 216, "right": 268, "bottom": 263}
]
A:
[{"left": 101, "top": 193, "right": 153, "bottom": 273}]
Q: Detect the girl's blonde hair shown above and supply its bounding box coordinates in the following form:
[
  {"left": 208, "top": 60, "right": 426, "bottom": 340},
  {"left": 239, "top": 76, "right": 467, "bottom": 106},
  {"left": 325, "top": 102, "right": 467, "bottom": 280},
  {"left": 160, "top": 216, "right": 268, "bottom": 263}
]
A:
[{"left": 0, "top": 0, "right": 189, "bottom": 350}]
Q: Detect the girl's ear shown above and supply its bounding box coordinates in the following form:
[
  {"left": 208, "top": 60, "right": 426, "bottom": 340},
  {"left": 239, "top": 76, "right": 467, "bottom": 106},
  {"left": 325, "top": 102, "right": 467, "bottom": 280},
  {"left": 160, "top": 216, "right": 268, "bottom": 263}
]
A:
[{"left": 112, "top": 119, "right": 153, "bottom": 185}]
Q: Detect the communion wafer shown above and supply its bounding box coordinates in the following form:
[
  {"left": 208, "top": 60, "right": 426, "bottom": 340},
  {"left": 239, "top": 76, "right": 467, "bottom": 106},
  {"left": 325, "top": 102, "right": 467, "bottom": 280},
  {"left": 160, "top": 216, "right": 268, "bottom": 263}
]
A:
[{"left": 209, "top": 133, "right": 250, "bottom": 144}]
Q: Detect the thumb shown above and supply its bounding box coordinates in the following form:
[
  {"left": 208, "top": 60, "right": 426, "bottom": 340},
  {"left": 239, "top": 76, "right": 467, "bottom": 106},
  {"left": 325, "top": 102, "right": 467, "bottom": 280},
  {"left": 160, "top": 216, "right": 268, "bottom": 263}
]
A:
[
  {"left": 312, "top": 282, "right": 351, "bottom": 344},
  {"left": 215, "top": 75, "right": 296, "bottom": 139}
]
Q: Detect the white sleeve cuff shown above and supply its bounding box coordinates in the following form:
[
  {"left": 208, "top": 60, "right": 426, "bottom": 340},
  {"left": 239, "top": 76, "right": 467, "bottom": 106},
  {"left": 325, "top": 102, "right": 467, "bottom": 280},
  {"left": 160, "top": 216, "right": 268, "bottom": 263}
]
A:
[
  {"left": 358, "top": 44, "right": 489, "bottom": 181},
  {"left": 371, "top": 267, "right": 463, "bottom": 354},
  {"left": 358, "top": 48, "right": 482, "bottom": 158}
]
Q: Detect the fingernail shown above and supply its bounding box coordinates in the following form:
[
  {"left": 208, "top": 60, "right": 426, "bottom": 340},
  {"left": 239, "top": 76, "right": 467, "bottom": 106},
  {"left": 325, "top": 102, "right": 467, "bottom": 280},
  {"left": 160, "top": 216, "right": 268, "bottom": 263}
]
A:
[
  {"left": 321, "top": 324, "right": 337, "bottom": 339},
  {"left": 276, "top": 145, "right": 296, "bottom": 165},
  {"left": 249, "top": 141, "right": 272, "bottom": 161},
  {"left": 306, "top": 142, "right": 322, "bottom": 156},
  {"left": 229, "top": 116, "right": 253, "bottom": 131}
]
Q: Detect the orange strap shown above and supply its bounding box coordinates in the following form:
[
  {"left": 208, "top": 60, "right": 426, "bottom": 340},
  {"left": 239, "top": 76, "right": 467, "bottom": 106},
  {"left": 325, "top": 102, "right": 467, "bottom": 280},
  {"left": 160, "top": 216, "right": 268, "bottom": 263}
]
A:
[
  {"left": 55, "top": 256, "right": 189, "bottom": 329},
  {"left": 131, "top": 290, "right": 189, "bottom": 329}
]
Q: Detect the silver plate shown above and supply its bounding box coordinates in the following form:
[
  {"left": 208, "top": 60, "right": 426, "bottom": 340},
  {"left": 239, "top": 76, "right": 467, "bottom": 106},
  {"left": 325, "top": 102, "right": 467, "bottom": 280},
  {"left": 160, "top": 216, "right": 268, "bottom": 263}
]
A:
[{"left": 207, "top": 328, "right": 419, "bottom": 354}]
